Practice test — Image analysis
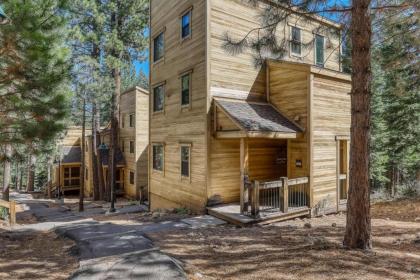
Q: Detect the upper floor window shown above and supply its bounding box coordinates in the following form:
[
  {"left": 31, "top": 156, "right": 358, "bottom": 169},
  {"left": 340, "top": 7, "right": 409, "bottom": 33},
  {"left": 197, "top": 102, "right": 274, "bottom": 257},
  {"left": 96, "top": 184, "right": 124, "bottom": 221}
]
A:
[
  {"left": 315, "top": 34, "right": 325, "bottom": 67},
  {"left": 153, "top": 32, "right": 164, "bottom": 62},
  {"left": 153, "top": 84, "right": 165, "bottom": 112},
  {"left": 129, "top": 140, "right": 135, "bottom": 154},
  {"left": 180, "top": 145, "right": 190, "bottom": 178},
  {"left": 121, "top": 140, "right": 125, "bottom": 153},
  {"left": 291, "top": 26, "right": 301, "bottom": 56},
  {"left": 129, "top": 114, "right": 135, "bottom": 127},
  {"left": 181, "top": 11, "right": 191, "bottom": 39},
  {"left": 181, "top": 73, "right": 190, "bottom": 106},
  {"left": 129, "top": 171, "right": 135, "bottom": 185},
  {"left": 153, "top": 144, "right": 164, "bottom": 172}
]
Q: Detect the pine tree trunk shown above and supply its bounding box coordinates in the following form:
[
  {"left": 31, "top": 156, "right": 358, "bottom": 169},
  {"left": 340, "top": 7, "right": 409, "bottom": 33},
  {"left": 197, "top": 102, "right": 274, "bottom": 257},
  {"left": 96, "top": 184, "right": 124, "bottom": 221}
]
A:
[
  {"left": 79, "top": 98, "right": 86, "bottom": 212},
  {"left": 91, "top": 102, "right": 100, "bottom": 200},
  {"left": 343, "top": 0, "right": 372, "bottom": 250},
  {"left": 109, "top": 67, "right": 121, "bottom": 210},
  {"left": 19, "top": 167, "right": 23, "bottom": 191},
  {"left": 26, "top": 154, "right": 35, "bottom": 192},
  {"left": 2, "top": 144, "right": 12, "bottom": 201},
  {"left": 14, "top": 162, "right": 19, "bottom": 190}
]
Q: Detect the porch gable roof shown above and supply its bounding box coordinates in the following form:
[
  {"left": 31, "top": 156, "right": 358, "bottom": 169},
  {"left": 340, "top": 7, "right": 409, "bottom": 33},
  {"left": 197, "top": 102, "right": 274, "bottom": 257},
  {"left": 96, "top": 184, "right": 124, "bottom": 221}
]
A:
[
  {"left": 61, "top": 146, "right": 81, "bottom": 164},
  {"left": 215, "top": 99, "right": 302, "bottom": 138}
]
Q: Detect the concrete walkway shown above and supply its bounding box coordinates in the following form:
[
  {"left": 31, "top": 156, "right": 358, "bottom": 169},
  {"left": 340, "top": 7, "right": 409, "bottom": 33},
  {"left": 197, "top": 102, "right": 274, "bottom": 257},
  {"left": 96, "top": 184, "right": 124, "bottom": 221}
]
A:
[{"left": 10, "top": 193, "right": 225, "bottom": 280}]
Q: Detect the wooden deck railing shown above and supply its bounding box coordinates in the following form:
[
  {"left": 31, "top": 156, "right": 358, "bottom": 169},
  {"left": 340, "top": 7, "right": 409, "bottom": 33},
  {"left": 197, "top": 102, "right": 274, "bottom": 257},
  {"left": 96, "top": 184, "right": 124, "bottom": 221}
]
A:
[
  {"left": 0, "top": 199, "right": 16, "bottom": 225},
  {"left": 242, "top": 177, "right": 309, "bottom": 218}
]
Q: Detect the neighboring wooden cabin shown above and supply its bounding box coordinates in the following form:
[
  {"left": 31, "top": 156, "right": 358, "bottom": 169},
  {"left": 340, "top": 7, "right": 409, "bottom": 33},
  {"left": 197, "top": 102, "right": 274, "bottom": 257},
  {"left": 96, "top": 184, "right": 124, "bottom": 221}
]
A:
[
  {"left": 52, "top": 126, "right": 85, "bottom": 194},
  {"left": 86, "top": 86, "right": 149, "bottom": 200},
  {"left": 149, "top": 0, "right": 351, "bottom": 222},
  {"left": 53, "top": 87, "right": 149, "bottom": 200}
]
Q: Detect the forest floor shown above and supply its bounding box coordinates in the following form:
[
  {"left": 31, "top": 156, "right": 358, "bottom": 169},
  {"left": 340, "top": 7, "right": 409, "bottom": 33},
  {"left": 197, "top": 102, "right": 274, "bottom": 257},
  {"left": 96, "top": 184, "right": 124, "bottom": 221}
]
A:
[
  {"left": 1, "top": 195, "right": 419, "bottom": 280},
  {"left": 0, "top": 229, "right": 78, "bottom": 280},
  {"left": 149, "top": 198, "right": 420, "bottom": 280}
]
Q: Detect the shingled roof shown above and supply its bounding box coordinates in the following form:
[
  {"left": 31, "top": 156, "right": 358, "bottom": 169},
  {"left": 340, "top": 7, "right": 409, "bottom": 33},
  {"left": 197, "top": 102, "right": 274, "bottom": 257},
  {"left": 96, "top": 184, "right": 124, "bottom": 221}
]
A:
[
  {"left": 100, "top": 148, "right": 126, "bottom": 167},
  {"left": 215, "top": 99, "right": 302, "bottom": 134},
  {"left": 61, "top": 146, "right": 82, "bottom": 164}
]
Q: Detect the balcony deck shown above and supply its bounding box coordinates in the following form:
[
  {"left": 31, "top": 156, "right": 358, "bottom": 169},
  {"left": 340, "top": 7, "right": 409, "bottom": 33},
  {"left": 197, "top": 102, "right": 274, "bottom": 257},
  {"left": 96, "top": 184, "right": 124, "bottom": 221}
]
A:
[{"left": 207, "top": 203, "right": 310, "bottom": 226}]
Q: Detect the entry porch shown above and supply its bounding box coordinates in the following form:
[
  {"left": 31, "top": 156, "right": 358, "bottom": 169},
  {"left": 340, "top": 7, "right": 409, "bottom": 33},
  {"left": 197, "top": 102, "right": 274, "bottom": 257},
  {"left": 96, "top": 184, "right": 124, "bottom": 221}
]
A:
[{"left": 209, "top": 98, "right": 311, "bottom": 225}]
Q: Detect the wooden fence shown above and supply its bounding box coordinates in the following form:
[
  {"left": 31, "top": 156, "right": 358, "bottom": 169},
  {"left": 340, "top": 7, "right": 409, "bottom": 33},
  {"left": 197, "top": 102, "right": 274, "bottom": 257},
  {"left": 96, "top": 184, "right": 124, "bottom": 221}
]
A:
[
  {"left": 243, "top": 177, "right": 309, "bottom": 218},
  {"left": 0, "top": 199, "right": 16, "bottom": 225}
]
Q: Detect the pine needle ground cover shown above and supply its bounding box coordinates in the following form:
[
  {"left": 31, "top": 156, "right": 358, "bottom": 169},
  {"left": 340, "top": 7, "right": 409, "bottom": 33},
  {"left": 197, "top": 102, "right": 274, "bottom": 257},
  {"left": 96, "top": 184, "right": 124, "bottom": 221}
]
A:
[
  {"left": 0, "top": 230, "right": 78, "bottom": 280},
  {"left": 150, "top": 199, "right": 420, "bottom": 280}
]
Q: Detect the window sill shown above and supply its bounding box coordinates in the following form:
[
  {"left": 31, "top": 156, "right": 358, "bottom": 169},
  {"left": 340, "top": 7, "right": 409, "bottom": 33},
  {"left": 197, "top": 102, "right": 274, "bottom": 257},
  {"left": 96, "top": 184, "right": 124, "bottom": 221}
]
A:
[
  {"left": 153, "top": 58, "right": 165, "bottom": 67},
  {"left": 152, "top": 169, "right": 164, "bottom": 175},
  {"left": 152, "top": 110, "right": 164, "bottom": 116},
  {"left": 181, "top": 104, "right": 191, "bottom": 111},
  {"left": 181, "top": 175, "right": 191, "bottom": 183},
  {"left": 180, "top": 35, "right": 192, "bottom": 44}
]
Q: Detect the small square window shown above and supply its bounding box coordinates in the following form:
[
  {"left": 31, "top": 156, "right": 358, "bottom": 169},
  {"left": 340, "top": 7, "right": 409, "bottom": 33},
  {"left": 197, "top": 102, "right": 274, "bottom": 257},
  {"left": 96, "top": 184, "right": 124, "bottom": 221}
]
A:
[
  {"left": 153, "top": 85, "right": 164, "bottom": 112},
  {"left": 315, "top": 34, "right": 325, "bottom": 67},
  {"left": 181, "top": 146, "right": 190, "bottom": 178},
  {"left": 181, "top": 11, "right": 191, "bottom": 39},
  {"left": 291, "top": 26, "right": 301, "bottom": 56},
  {"left": 129, "top": 171, "right": 135, "bottom": 185},
  {"left": 129, "top": 140, "right": 135, "bottom": 154},
  {"left": 129, "top": 114, "right": 135, "bottom": 127},
  {"left": 181, "top": 74, "right": 190, "bottom": 106},
  {"left": 153, "top": 144, "right": 164, "bottom": 171},
  {"left": 153, "top": 32, "right": 164, "bottom": 62}
]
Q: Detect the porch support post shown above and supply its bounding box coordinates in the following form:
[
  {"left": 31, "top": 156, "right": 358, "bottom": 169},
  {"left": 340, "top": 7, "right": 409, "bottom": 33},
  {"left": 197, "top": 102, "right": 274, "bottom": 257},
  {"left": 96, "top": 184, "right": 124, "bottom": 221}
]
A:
[
  {"left": 281, "top": 177, "right": 288, "bottom": 213},
  {"left": 240, "top": 138, "right": 249, "bottom": 214},
  {"left": 251, "top": 180, "right": 260, "bottom": 218}
]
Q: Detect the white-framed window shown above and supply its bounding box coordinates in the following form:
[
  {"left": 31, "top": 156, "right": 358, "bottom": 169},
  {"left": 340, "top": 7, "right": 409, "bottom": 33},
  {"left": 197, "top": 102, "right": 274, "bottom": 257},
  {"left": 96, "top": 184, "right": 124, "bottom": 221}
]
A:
[
  {"left": 290, "top": 26, "right": 302, "bottom": 56},
  {"left": 129, "top": 140, "right": 135, "bottom": 154},
  {"left": 129, "top": 114, "right": 135, "bottom": 127},
  {"left": 181, "top": 10, "right": 191, "bottom": 39},
  {"left": 180, "top": 145, "right": 191, "bottom": 179},
  {"left": 181, "top": 73, "right": 191, "bottom": 107},
  {"left": 153, "top": 32, "right": 164, "bottom": 62},
  {"left": 153, "top": 84, "right": 165, "bottom": 113},
  {"left": 315, "top": 34, "right": 325, "bottom": 67},
  {"left": 152, "top": 144, "right": 164, "bottom": 172}
]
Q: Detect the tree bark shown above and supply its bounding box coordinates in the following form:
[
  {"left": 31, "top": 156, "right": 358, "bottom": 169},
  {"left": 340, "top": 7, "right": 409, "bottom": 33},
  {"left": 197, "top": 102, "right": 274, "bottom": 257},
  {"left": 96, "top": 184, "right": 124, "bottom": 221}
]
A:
[
  {"left": 91, "top": 102, "right": 100, "bottom": 200},
  {"left": 79, "top": 97, "right": 86, "bottom": 212},
  {"left": 344, "top": 0, "right": 373, "bottom": 250},
  {"left": 109, "top": 67, "right": 121, "bottom": 210},
  {"left": 2, "top": 144, "right": 12, "bottom": 201},
  {"left": 26, "top": 153, "right": 35, "bottom": 192}
]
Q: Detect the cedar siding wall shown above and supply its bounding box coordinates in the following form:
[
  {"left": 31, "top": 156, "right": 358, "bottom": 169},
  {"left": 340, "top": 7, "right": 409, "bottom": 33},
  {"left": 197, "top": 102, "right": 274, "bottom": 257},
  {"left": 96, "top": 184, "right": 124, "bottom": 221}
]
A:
[
  {"left": 134, "top": 88, "right": 149, "bottom": 200},
  {"left": 119, "top": 88, "right": 149, "bottom": 199},
  {"left": 119, "top": 89, "right": 137, "bottom": 198},
  {"left": 209, "top": 0, "right": 341, "bottom": 101},
  {"left": 150, "top": 0, "right": 207, "bottom": 211},
  {"left": 209, "top": 0, "right": 266, "bottom": 100},
  {"left": 269, "top": 64, "right": 309, "bottom": 179},
  {"left": 311, "top": 74, "right": 351, "bottom": 213}
]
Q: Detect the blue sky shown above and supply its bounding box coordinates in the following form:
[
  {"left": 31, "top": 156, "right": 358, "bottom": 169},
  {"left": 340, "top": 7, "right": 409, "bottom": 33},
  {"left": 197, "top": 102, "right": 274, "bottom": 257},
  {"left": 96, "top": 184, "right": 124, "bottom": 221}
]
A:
[{"left": 135, "top": 0, "right": 350, "bottom": 78}]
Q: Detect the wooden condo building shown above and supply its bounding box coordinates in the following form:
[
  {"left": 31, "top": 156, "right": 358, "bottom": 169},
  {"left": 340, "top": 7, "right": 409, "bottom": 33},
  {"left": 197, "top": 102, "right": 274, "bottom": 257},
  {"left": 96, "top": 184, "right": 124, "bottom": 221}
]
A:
[
  {"left": 52, "top": 87, "right": 149, "bottom": 201},
  {"left": 149, "top": 0, "right": 351, "bottom": 223}
]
